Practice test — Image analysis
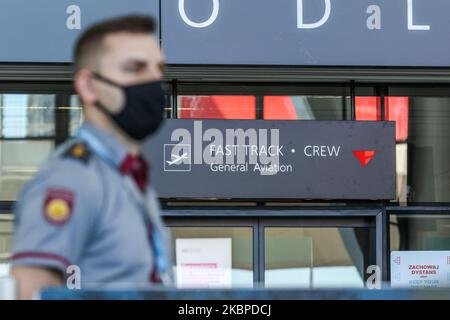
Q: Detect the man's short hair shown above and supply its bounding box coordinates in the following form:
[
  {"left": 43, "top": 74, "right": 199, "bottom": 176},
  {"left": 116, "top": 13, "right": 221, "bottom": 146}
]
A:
[{"left": 74, "top": 15, "right": 156, "bottom": 72}]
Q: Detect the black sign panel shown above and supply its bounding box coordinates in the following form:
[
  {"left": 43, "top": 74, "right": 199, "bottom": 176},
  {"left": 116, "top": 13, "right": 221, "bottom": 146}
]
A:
[
  {"left": 162, "top": 0, "right": 450, "bottom": 67},
  {"left": 143, "top": 120, "right": 396, "bottom": 200}
]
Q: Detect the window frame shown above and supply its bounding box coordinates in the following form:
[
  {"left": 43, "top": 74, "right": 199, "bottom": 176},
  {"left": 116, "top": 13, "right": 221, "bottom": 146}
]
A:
[
  {"left": 1, "top": 78, "right": 450, "bottom": 288},
  {"left": 163, "top": 206, "right": 385, "bottom": 286}
]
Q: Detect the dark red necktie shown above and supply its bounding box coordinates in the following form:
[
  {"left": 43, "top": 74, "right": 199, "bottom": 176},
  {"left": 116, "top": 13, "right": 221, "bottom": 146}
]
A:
[
  {"left": 120, "top": 154, "right": 161, "bottom": 284},
  {"left": 120, "top": 154, "right": 149, "bottom": 193}
]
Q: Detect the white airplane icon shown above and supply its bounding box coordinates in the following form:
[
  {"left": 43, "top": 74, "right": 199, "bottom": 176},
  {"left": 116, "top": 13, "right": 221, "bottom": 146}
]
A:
[{"left": 166, "top": 153, "right": 189, "bottom": 166}]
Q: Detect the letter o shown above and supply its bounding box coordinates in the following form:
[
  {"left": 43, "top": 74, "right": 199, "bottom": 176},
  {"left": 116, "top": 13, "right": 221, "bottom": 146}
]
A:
[{"left": 179, "top": 0, "right": 219, "bottom": 28}]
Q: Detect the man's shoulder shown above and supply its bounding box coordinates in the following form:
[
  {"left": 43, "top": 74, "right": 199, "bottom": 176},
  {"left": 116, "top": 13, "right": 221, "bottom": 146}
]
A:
[
  {"left": 60, "top": 141, "right": 93, "bottom": 165},
  {"left": 54, "top": 138, "right": 94, "bottom": 166},
  {"left": 15, "top": 138, "right": 106, "bottom": 219},
  {"left": 25, "top": 139, "right": 102, "bottom": 194},
  {"left": 42, "top": 138, "right": 101, "bottom": 171}
]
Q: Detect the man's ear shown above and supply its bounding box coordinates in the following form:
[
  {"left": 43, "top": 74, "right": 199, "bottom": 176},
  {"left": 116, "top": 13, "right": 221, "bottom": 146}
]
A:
[{"left": 74, "top": 69, "right": 98, "bottom": 105}]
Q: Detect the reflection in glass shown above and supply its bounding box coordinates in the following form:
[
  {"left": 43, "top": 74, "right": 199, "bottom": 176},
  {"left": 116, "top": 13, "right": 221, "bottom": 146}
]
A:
[
  {"left": 390, "top": 214, "right": 450, "bottom": 252},
  {"left": 0, "top": 216, "right": 13, "bottom": 278},
  {"left": 264, "top": 96, "right": 350, "bottom": 120},
  {"left": 396, "top": 143, "right": 409, "bottom": 203},
  {"left": 358, "top": 95, "right": 411, "bottom": 200},
  {"left": 0, "top": 262, "right": 9, "bottom": 278},
  {"left": 0, "top": 94, "right": 55, "bottom": 138},
  {"left": 355, "top": 96, "right": 382, "bottom": 121},
  {"left": 178, "top": 96, "right": 256, "bottom": 119},
  {"left": 399, "top": 97, "right": 450, "bottom": 203},
  {"left": 0, "top": 141, "right": 53, "bottom": 201},
  {"left": 355, "top": 96, "right": 409, "bottom": 142},
  {"left": 265, "top": 228, "right": 374, "bottom": 288},
  {"left": 361, "top": 94, "right": 450, "bottom": 203},
  {"left": 169, "top": 227, "right": 253, "bottom": 288},
  {"left": 69, "top": 95, "right": 84, "bottom": 136}
]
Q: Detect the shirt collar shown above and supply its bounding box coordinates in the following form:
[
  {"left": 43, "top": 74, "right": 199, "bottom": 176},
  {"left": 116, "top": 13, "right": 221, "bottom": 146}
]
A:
[{"left": 77, "top": 122, "right": 128, "bottom": 168}]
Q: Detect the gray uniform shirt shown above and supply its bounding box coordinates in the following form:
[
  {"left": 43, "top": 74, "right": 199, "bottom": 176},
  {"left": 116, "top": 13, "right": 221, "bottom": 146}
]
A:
[{"left": 11, "top": 122, "right": 172, "bottom": 288}]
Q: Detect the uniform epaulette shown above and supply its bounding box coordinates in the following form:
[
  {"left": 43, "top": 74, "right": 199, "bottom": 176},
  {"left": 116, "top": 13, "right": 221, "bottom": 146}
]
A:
[{"left": 62, "top": 141, "right": 92, "bottom": 165}]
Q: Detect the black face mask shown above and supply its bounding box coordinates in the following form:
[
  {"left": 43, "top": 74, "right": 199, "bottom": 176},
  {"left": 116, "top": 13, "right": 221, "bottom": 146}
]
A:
[{"left": 91, "top": 72, "right": 166, "bottom": 141}]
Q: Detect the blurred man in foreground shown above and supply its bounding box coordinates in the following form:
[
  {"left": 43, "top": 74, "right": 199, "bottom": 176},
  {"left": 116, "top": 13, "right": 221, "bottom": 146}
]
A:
[{"left": 11, "top": 15, "right": 172, "bottom": 299}]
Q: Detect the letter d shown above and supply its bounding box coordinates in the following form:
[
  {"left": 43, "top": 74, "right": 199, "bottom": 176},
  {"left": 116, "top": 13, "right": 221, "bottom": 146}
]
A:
[{"left": 297, "top": 0, "right": 331, "bottom": 29}]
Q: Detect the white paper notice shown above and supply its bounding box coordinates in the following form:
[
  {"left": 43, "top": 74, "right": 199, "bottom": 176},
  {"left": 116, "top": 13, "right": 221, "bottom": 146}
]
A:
[
  {"left": 176, "top": 238, "right": 232, "bottom": 288},
  {"left": 391, "top": 251, "right": 450, "bottom": 288}
]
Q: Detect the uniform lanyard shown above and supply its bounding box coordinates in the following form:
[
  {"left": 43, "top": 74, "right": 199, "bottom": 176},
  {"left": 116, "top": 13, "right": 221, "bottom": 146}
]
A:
[{"left": 76, "top": 127, "right": 171, "bottom": 285}]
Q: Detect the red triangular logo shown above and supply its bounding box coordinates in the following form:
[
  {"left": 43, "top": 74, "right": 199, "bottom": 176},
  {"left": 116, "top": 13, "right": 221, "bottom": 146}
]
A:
[{"left": 353, "top": 150, "right": 376, "bottom": 167}]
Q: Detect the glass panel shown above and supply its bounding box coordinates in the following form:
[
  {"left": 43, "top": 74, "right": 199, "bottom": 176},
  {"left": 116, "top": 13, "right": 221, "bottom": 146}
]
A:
[
  {"left": 169, "top": 227, "right": 253, "bottom": 288},
  {"left": 69, "top": 95, "right": 84, "bottom": 136},
  {"left": 355, "top": 96, "right": 409, "bottom": 142},
  {"left": 265, "top": 227, "right": 374, "bottom": 288},
  {"left": 178, "top": 96, "right": 256, "bottom": 119},
  {"left": 355, "top": 93, "right": 416, "bottom": 203},
  {"left": 0, "top": 261, "right": 9, "bottom": 279},
  {"left": 264, "top": 96, "right": 350, "bottom": 120},
  {"left": 386, "top": 97, "right": 409, "bottom": 143},
  {"left": 0, "top": 94, "right": 55, "bottom": 138},
  {"left": 355, "top": 96, "right": 381, "bottom": 121},
  {"left": 390, "top": 214, "right": 450, "bottom": 251},
  {"left": 0, "top": 215, "right": 13, "bottom": 278},
  {"left": 395, "top": 143, "right": 409, "bottom": 203},
  {"left": 0, "top": 140, "right": 53, "bottom": 201},
  {"left": 164, "top": 94, "right": 172, "bottom": 118},
  {"left": 388, "top": 90, "right": 450, "bottom": 203}
]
